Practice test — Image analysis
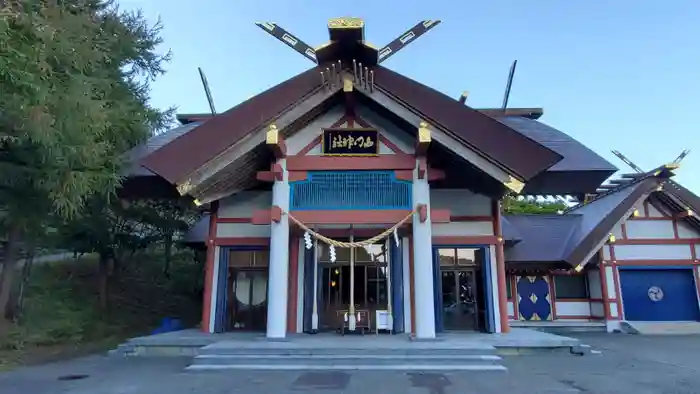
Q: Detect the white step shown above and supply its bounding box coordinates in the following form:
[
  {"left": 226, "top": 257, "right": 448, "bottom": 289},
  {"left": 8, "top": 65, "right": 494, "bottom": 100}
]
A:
[{"left": 185, "top": 364, "right": 508, "bottom": 372}]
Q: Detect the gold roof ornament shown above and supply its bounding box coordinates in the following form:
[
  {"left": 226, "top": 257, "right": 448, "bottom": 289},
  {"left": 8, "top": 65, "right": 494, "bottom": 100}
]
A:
[
  {"left": 176, "top": 179, "right": 194, "bottom": 196},
  {"left": 266, "top": 124, "right": 279, "bottom": 145},
  {"left": 418, "top": 121, "right": 432, "bottom": 143},
  {"left": 343, "top": 76, "right": 354, "bottom": 92},
  {"left": 503, "top": 176, "right": 525, "bottom": 194},
  {"left": 328, "top": 17, "right": 364, "bottom": 29}
]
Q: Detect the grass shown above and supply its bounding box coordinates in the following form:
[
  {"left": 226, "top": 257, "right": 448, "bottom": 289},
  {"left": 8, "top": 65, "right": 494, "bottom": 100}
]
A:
[{"left": 0, "top": 249, "right": 202, "bottom": 371}]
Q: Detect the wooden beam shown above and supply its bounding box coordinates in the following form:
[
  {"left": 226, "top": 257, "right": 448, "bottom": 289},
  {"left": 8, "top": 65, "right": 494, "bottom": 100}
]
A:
[
  {"left": 287, "top": 154, "right": 415, "bottom": 171},
  {"left": 430, "top": 209, "right": 451, "bottom": 223},
  {"left": 256, "top": 163, "right": 283, "bottom": 182},
  {"left": 428, "top": 168, "right": 446, "bottom": 181},
  {"left": 674, "top": 209, "right": 694, "bottom": 219},
  {"left": 251, "top": 206, "right": 283, "bottom": 225},
  {"left": 417, "top": 158, "right": 427, "bottom": 179}
]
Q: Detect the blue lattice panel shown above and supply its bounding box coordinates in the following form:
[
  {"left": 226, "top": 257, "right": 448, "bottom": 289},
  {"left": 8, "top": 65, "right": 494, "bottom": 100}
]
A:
[
  {"left": 516, "top": 275, "right": 553, "bottom": 321},
  {"left": 290, "top": 171, "right": 412, "bottom": 210}
]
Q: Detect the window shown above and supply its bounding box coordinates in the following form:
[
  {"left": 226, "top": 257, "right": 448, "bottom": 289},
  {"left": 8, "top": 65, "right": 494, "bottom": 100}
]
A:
[
  {"left": 438, "top": 248, "right": 483, "bottom": 267},
  {"left": 553, "top": 275, "right": 589, "bottom": 299},
  {"left": 228, "top": 250, "right": 269, "bottom": 267}
]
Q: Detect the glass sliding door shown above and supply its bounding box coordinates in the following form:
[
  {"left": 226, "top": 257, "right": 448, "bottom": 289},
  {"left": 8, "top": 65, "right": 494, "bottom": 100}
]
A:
[
  {"left": 317, "top": 240, "right": 389, "bottom": 331},
  {"left": 226, "top": 249, "right": 269, "bottom": 331},
  {"left": 436, "top": 247, "right": 487, "bottom": 332}
]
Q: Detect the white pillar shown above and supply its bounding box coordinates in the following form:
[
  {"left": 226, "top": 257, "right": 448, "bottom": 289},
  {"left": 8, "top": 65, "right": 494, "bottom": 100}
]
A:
[
  {"left": 412, "top": 163, "right": 436, "bottom": 339},
  {"left": 266, "top": 159, "right": 290, "bottom": 339}
]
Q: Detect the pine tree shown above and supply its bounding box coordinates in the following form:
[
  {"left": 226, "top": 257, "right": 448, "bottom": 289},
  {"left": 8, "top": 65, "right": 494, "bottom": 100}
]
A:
[{"left": 0, "top": 0, "right": 172, "bottom": 323}]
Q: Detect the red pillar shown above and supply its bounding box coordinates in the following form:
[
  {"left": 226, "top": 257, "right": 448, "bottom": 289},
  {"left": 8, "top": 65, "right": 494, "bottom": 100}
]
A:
[{"left": 201, "top": 201, "right": 219, "bottom": 332}]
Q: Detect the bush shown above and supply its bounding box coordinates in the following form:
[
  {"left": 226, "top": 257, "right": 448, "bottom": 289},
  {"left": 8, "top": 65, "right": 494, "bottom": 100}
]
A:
[{"left": 0, "top": 248, "right": 202, "bottom": 356}]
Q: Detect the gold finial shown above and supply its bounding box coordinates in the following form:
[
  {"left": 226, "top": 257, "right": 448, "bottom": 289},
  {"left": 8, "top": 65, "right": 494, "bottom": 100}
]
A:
[
  {"left": 608, "top": 233, "right": 616, "bottom": 243},
  {"left": 574, "top": 265, "right": 583, "bottom": 273},
  {"left": 266, "top": 124, "right": 279, "bottom": 145},
  {"left": 328, "top": 17, "right": 364, "bottom": 29},
  {"left": 418, "top": 121, "right": 432, "bottom": 143},
  {"left": 193, "top": 199, "right": 203, "bottom": 206},
  {"left": 503, "top": 176, "right": 525, "bottom": 193},
  {"left": 633, "top": 208, "right": 640, "bottom": 217},
  {"left": 664, "top": 163, "right": 680, "bottom": 170},
  {"left": 176, "top": 180, "right": 194, "bottom": 196}
]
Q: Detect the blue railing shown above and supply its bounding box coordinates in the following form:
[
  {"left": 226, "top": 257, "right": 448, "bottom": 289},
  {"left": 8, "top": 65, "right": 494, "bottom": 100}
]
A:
[{"left": 290, "top": 171, "right": 412, "bottom": 210}]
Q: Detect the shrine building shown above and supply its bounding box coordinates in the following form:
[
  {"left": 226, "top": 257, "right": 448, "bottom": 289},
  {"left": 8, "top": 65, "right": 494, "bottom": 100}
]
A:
[{"left": 128, "top": 18, "right": 700, "bottom": 339}]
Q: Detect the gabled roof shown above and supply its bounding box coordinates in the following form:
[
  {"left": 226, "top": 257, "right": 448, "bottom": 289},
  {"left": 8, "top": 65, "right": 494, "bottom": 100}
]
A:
[
  {"left": 494, "top": 117, "right": 617, "bottom": 173},
  {"left": 124, "top": 121, "right": 204, "bottom": 177},
  {"left": 562, "top": 177, "right": 661, "bottom": 267},
  {"left": 500, "top": 167, "right": 700, "bottom": 268},
  {"left": 140, "top": 65, "right": 563, "bottom": 186},
  {"left": 141, "top": 68, "right": 323, "bottom": 183},
  {"left": 504, "top": 214, "right": 582, "bottom": 262},
  {"left": 501, "top": 215, "right": 524, "bottom": 242},
  {"left": 492, "top": 116, "right": 617, "bottom": 195},
  {"left": 371, "top": 67, "right": 562, "bottom": 181}
]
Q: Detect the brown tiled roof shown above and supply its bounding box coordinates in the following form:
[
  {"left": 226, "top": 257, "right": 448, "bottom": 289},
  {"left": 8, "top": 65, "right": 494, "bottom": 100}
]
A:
[
  {"left": 372, "top": 66, "right": 562, "bottom": 180},
  {"left": 141, "top": 68, "right": 324, "bottom": 183},
  {"left": 563, "top": 177, "right": 661, "bottom": 267},
  {"left": 141, "top": 65, "right": 565, "bottom": 185}
]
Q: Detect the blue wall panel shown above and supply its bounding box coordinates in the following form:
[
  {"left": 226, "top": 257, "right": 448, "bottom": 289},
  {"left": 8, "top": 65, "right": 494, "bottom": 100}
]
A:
[
  {"left": 482, "top": 251, "right": 495, "bottom": 333},
  {"left": 290, "top": 171, "right": 411, "bottom": 210},
  {"left": 213, "top": 248, "right": 229, "bottom": 333},
  {"left": 390, "top": 239, "right": 404, "bottom": 333},
  {"left": 432, "top": 248, "right": 443, "bottom": 333},
  {"left": 620, "top": 268, "right": 700, "bottom": 321},
  {"left": 516, "top": 276, "right": 552, "bottom": 321}
]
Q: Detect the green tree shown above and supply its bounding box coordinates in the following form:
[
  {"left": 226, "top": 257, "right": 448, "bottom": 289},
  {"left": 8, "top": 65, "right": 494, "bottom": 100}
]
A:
[
  {"left": 503, "top": 196, "right": 568, "bottom": 214},
  {"left": 0, "top": 1, "right": 171, "bottom": 323}
]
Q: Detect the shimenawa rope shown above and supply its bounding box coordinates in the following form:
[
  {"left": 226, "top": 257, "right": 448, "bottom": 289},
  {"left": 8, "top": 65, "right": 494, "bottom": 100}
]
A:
[{"left": 286, "top": 208, "right": 416, "bottom": 248}]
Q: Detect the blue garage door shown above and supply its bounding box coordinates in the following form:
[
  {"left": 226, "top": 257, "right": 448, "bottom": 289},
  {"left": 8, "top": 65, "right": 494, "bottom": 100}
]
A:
[{"left": 620, "top": 269, "right": 700, "bottom": 321}]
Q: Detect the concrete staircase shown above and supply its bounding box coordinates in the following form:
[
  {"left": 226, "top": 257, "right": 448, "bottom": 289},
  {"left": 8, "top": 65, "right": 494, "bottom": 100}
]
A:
[
  {"left": 510, "top": 321, "right": 606, "bottom": 334},
  {"left": 186, "top": 340, "right": 507, "bottom": 372},
  {"left": 621, "top": 321, "right": 700, "bottom": 335}
]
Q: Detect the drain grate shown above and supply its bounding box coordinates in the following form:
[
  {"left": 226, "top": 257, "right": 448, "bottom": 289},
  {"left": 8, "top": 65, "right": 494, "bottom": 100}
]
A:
[
  {"left": 57, "top": 374, "right": 89, "bottom": 381},
  {"left": 292, "top": 371, "right": 350, "bottom": 390},
  {"left": 407, "top": 372, "right": 452, "bottom": 394}
]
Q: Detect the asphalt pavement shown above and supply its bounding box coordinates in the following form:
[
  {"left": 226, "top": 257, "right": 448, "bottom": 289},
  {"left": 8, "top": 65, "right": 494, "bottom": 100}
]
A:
[{"left": 1, "top": 333, "right": 699, "bottom": 394}]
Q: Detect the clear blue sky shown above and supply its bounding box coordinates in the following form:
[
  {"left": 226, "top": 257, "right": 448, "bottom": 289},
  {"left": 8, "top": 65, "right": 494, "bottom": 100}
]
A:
[{"left": 121, "top": 0, "right": 699, "bottom": 193}]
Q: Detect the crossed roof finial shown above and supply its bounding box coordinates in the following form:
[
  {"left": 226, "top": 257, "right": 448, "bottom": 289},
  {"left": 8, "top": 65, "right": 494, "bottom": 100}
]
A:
[{"left": 255, "top": 18, "right": 441, "bottom": 66}]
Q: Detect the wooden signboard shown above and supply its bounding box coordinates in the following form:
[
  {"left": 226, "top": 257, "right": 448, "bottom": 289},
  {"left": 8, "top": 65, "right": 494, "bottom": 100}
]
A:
[{"left": 322, "top": 128, "right": 379, "bottom": 156}]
